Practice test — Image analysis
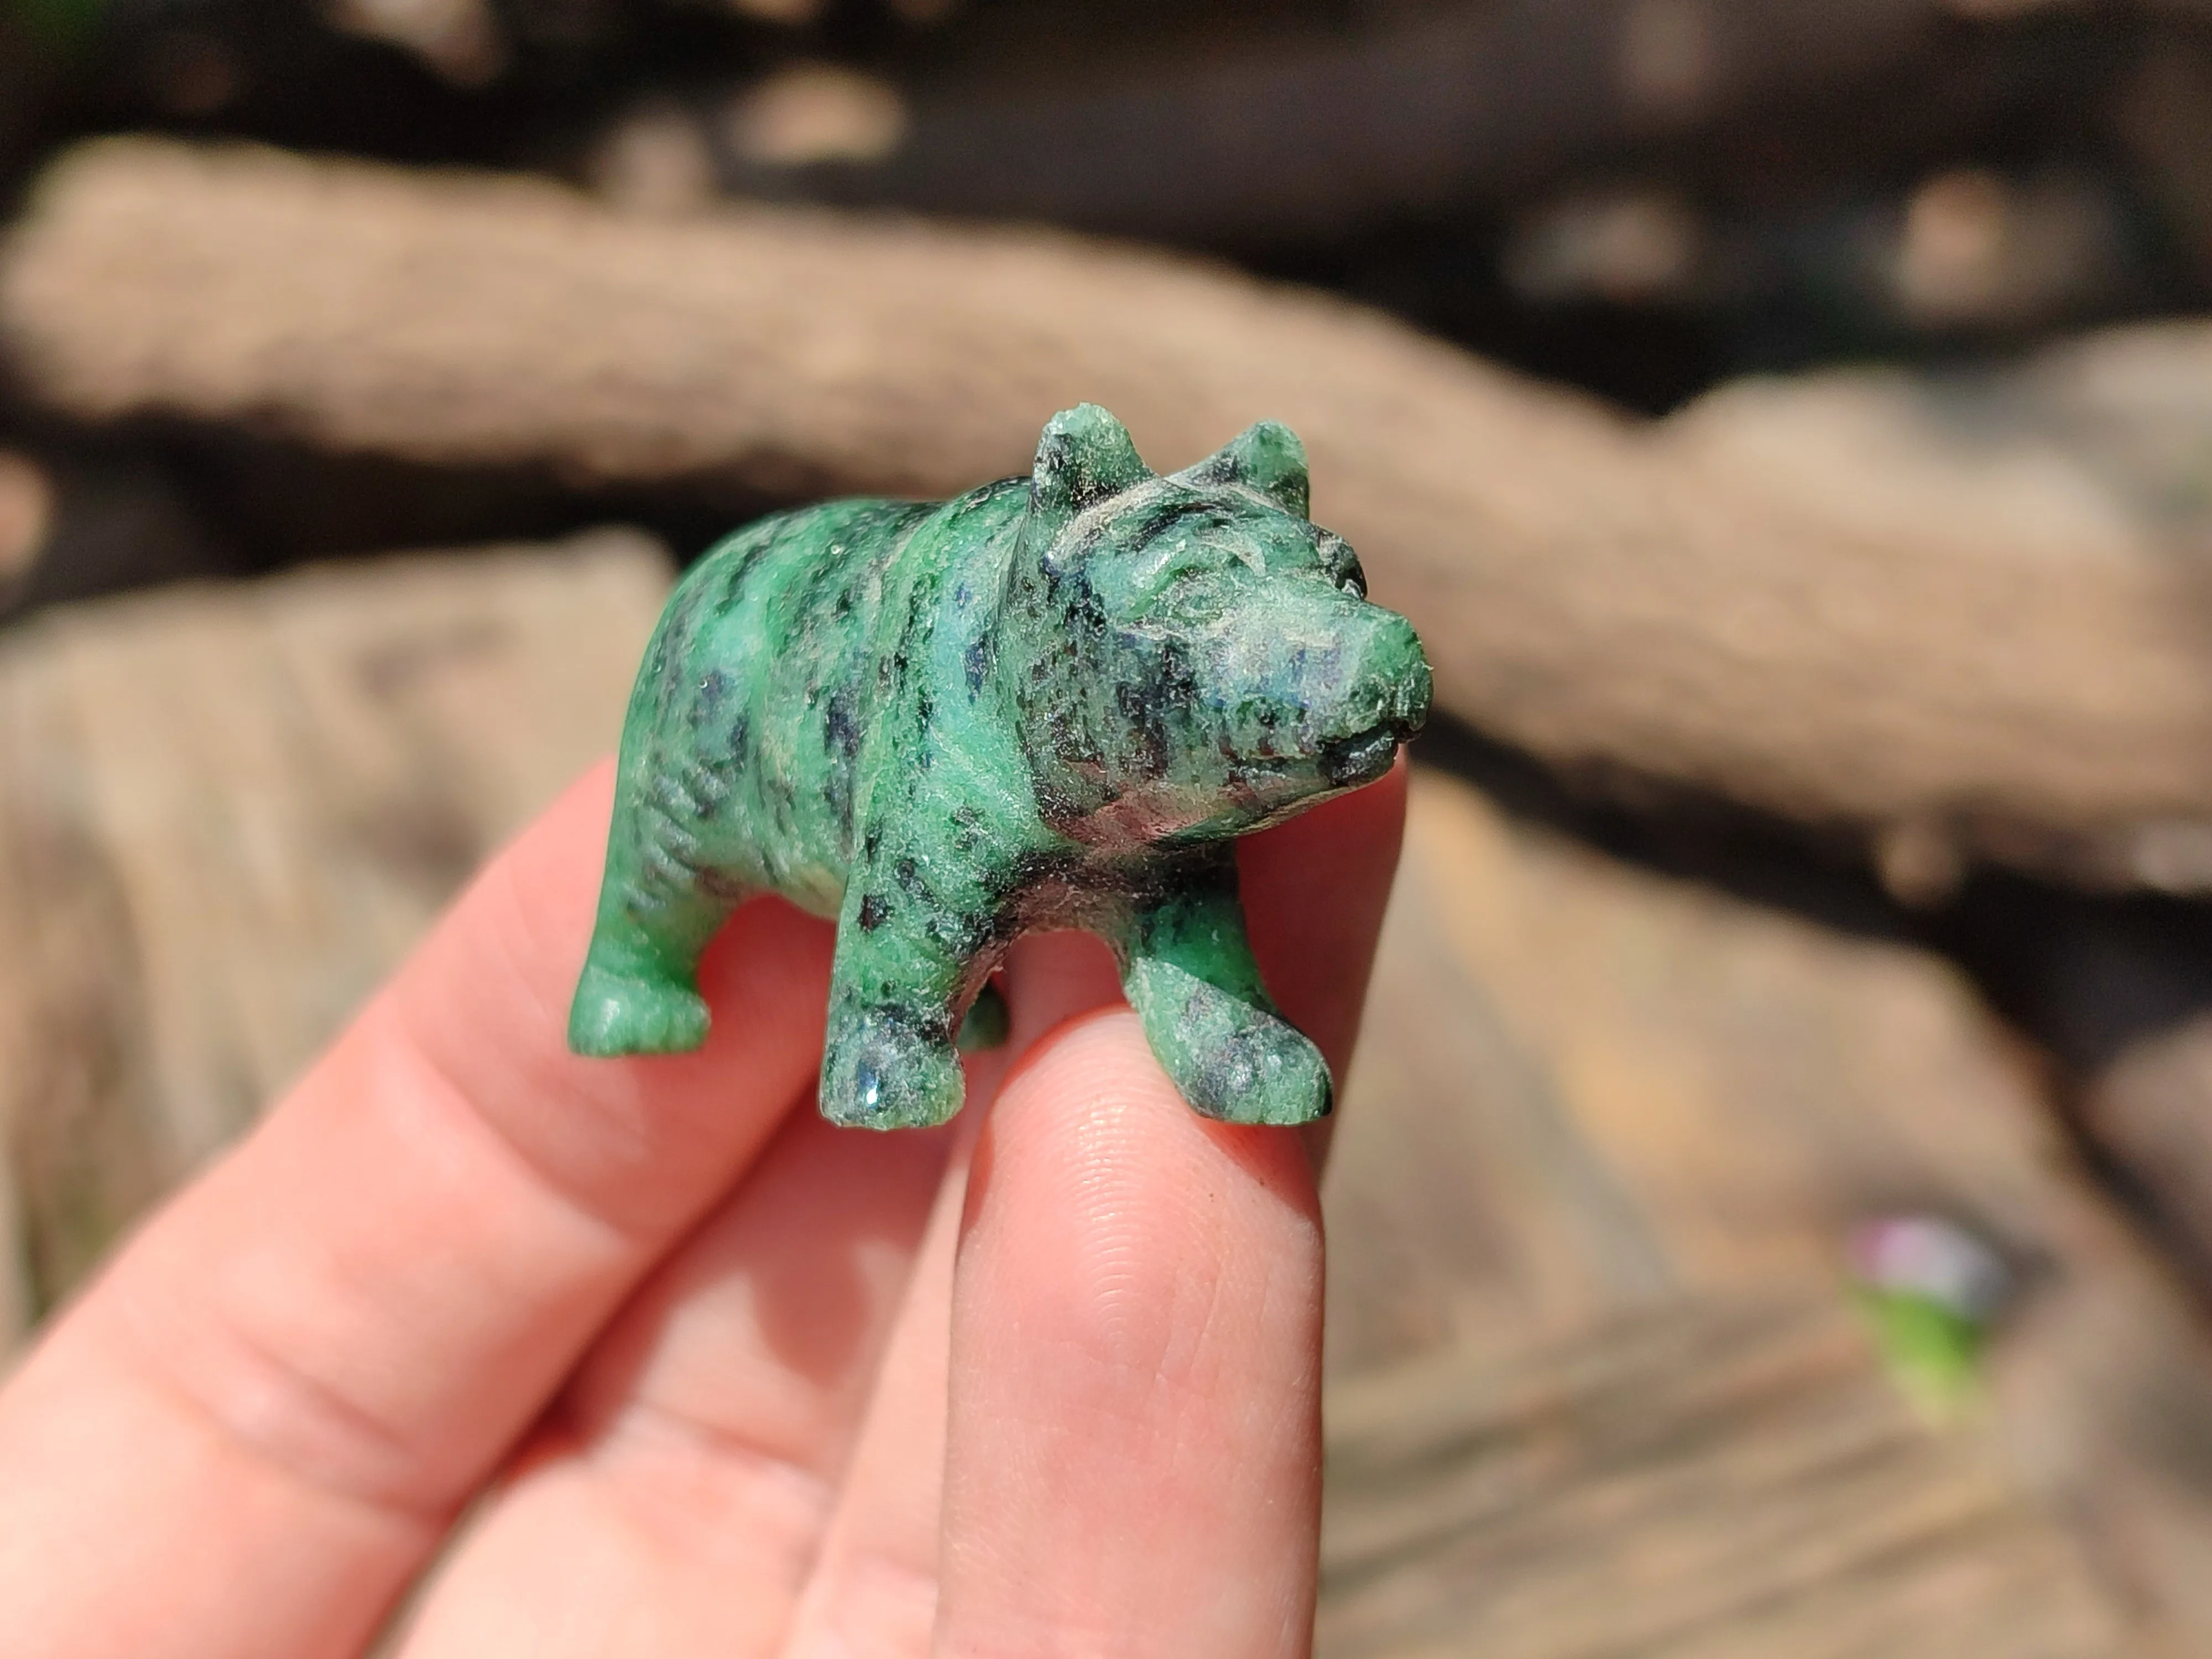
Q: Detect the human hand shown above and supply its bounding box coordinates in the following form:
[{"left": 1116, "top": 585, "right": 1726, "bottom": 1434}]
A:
[{"left": 0, "top": 757, "right": 1407, "bottom": 1658}]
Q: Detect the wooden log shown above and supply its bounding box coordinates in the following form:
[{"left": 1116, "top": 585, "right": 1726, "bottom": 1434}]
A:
[
  {"left": 1325, "top": 770, "right": 2212, "bottom": 1648},
  {"left": 0, "top": 526, "right": 670, "bottom": 1326},
  {"left": 7, "top": 139, "right": 2212, "bottom": 890},
  {"left": 731, "top": 0, "right": 1941, "bottom": 244}
]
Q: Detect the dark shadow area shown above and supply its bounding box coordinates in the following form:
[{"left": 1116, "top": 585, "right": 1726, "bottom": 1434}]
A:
[
  {"left": 1410, "top": 709, "right": 1909, "bottom": 946},
  {"left": 1415, "top": 707, "right": 2212, "bottom": 1095},
  {"left": 0, "top": 410, "right": 801, "bottom": 625}
]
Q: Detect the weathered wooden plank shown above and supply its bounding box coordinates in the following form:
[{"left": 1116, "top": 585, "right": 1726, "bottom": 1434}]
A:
[
  {"left": 1330, "top": 771, "right": 2067, "bottom": 1375},
  {"left": 1321, "top": 1296, "right": 2127, "bottom": 1659},
  {"left": 1325, "top": 770, "right": 2212, "bottom": 1648},
  {"left": 0, "top": 529, "right": 670, "bottom": 1320}
]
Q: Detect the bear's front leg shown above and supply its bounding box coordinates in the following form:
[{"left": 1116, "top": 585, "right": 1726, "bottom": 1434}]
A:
[
  {"left": 1115, "top": 855, "right": 1332, "bottom": 1126},
  {"left": 817, "top": 888, "right": 982, "bottom": 1130}
]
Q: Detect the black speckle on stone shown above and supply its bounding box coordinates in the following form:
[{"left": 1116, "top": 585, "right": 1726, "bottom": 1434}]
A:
[
  {"left": 826, "top": 690, "right": 861, "bottom": 760},
  {"left": 1157, "top": 642, "right": 1197, "bottom": 707},
  {"left": 965, "top": 635, "right": 994, "bottom": 695},
  {"left": 864, "top": 825, "right": 883, "bottom": 858},
  {"left": 728, "top": 711, "right": 752, "bottom": 759},
  {"left": 858, "top": 893, "right": 891, "bottom": 930},
  {"left": 1008, "top": 846, "right": 1074, "bottom": 890},
  {"left": 717, "top": 527, "right": 774, "bottom": 606},
  {"left": 895, "top": 856, "right": 920, "bottom": 890},
  {"left": 934, "top": 906, "right": 992, "bottom": 956}
]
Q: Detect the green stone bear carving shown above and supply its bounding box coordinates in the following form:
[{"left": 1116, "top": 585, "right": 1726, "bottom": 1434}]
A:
[{"left": 570, "top": 404, "right": 1432, "bottom": 1129}]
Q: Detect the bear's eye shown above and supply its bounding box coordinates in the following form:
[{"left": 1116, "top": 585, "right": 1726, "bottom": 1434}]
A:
[{"left": 1137, "top": 525, "right": 1232, "bottom": 599}]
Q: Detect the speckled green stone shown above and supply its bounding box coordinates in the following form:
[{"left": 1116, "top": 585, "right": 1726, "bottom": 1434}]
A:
[{"left": 570, "top": 405, "right": 1431, "bottom": 1129}]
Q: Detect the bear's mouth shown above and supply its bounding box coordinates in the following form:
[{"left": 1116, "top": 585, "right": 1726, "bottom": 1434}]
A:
[{"left": 1318, "top": 724, "right": 1403, "bottom": 788}]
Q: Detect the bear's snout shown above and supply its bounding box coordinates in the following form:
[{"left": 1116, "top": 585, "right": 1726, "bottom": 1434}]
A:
[{"left": 1305, "top": 604, "right": 1431, "bottom": 776}]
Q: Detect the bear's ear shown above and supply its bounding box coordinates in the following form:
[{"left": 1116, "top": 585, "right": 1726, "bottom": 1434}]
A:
[
  {"left": 1176, "top": 420, "right": 1310, "bottom": 519},
  {"left": 1030, "top": 405, "right": 1153, "bottom": 521}
]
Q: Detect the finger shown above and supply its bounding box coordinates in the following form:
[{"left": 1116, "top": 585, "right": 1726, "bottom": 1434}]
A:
[
  {"left": 774, "top": 927, "right": 1122, "bottom": 1659},
  {"left": 936, "top": 1010, "right": 1326, "bottom": 1659},
  {"left": 395, "top": 928, "right": 1117, "bottom": 1657},
  {"left": 1238, "top": 757, "right": 1409, "bottom": 1085},
  {"left": 1239, "top": 760, "right": 1408, "bottom": 1168},
  {"left": 780, "top": 782, "right": 1403, "bottom": 1659},
  {"left": 775, "top": 1129, "right": 967, "bottom": 1659},
  {"left": 390, "top": 1104, "right": 958, "bottom": 1658},
  {"left": 0, "top": 763, "right": 834, "bottom": 1659}
]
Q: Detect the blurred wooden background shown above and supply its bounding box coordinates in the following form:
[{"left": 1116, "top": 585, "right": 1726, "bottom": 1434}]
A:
[{"left": 11, "top": 3, "right": 2212, "bottom": 1652}]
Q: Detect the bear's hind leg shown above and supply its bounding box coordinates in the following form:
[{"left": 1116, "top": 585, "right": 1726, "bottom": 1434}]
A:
[
  {"left": 570, "top": 941, "right": 717, "bottom": 1056},
  {"left": 568, "top": 783, "right": 741, "bottom": 1057}
]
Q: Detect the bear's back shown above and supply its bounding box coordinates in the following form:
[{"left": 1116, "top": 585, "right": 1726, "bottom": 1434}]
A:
[{"left": 642, "top": 498, "right": 937, "bottom": 909}]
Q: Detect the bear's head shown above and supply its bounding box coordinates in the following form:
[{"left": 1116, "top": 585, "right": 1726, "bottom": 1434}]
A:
[{"left": 1004, "top": 404, "right": 1431, "bottom": 847}]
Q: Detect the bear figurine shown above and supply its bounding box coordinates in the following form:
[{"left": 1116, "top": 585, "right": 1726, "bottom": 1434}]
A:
[{"left": 570, "top": 404, "right": 1432, "bottom": 1129}]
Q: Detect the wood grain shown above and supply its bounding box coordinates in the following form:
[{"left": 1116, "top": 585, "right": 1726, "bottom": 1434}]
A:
[{"left": 1323, "top": 1296, "right": 2126, "bottom": 1659}]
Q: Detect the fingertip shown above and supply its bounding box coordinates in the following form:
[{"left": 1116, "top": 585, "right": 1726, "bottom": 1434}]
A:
[
  {"left": 975, "top": 1004, "right": 1324, "bottom": 1266},
  {"left": 997, "top": 928, "right": 1126, "bottom": 1053},
  {"left": 961, "top": 1009, "right": 1323, "bottom": 1411},
  {"left": 1237, "top": 755, "right": 1410, "bottom": 1082},
  {"left": 940, "top": 1008, "right": 1323, "bottom": 1655}
]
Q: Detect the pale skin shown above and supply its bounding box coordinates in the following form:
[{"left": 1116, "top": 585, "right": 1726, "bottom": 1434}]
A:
[{"left": 0, "top": 753, "right": 1406, "bottom": 1658}]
